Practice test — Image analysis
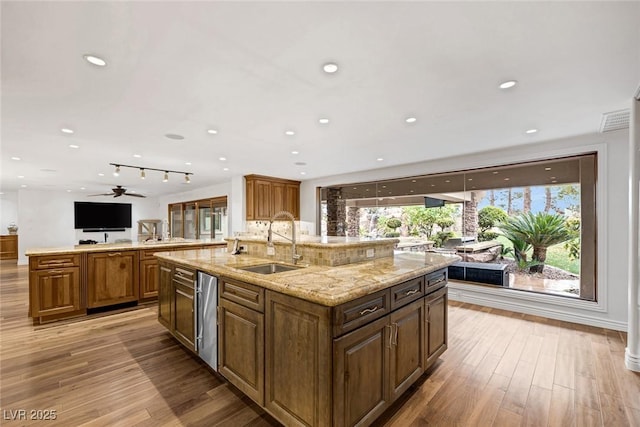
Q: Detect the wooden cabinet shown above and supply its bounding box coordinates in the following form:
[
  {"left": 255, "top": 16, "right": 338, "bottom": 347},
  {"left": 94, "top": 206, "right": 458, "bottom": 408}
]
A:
[
  {"left": 425, "top": 286, "right": 448, "bottom": 368},
  {"left": 140, "top": 259, "right": 159, "bottom": 300},
  {"left": 245, "top": 175, "right": 301, "bottom": 220},
  {"left": 389, "top": 299, "right": 425, "bottom": 399},
  {"left": 29, "top": 254, "right": 83, "bottom": 321},
  {"left": 87, "top": 251, "right": 138, "bottom": 308},
  {"left": 172, "top": 266, "right": 197, "bottom": 351},
  {"left": 0, "top": 235, "right": 18, "bottom": 260},
  {"left": 168, "top": 196, "right": 227, "bottom": 239},
  {"left": 158, "top": 262, "right": 173, "bottom": 328}
]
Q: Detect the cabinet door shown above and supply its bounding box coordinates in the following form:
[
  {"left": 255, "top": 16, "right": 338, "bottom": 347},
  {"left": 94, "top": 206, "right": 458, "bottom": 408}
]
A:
[
  {"left": 173, "top": 281, "right": 196, "bottom": 351},
  {"left": 31, "top": 267, "right": 81, "bottom": 317},
  {"left": 285, "top": 183, "right": 300, "bottom": 219},
  {"left": 271, "top": 182, "right": 285, "bottom": 215},
  {"left": 333, "top": 315, "right": 390, "bottom": 427},
  {"left": 254, "top": 180, "right": 272, "bottom": 219},
  {"left": 425, "top": 287, "right": 448, "bottom": 368},
  {"left": 87, "top": 252, "right": 138, "bottom": 308},
  {"left": 158, "top": 263, "right": 173, "bottom": 328},
  {"left": 140, "top": 259, "right": 159, "bottom": 300},
  {"left": 389, "top": 299, "right": 425, "bottom": 400},
  {"left": 218, "top": 298, "right": 264, "bottom": 405}
]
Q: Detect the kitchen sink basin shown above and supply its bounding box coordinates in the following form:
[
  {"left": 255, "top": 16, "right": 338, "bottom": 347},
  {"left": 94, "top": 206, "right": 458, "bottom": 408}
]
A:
[{"left": 238, "top": 263, "right": 304, "bottom": 274}]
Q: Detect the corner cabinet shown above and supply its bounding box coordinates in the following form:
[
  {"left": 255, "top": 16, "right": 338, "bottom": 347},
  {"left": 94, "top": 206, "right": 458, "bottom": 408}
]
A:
[
  {"left": 245, "top": 175, "right": 301, "bottom": 220},
  {"left": 29, "top": 254, "right": 83, "bottom": 321}
]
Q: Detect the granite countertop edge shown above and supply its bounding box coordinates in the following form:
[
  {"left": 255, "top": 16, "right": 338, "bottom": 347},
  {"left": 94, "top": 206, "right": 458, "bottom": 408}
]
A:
[
  {"left": 155, "top": 248, "right": 460, "bottom": 306},
  {"left": 25, "top": 239, "right": 226, "bottom": 256}
]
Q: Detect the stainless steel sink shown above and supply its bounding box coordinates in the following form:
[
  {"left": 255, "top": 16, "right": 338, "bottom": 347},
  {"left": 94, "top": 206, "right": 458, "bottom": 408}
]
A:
[{"left": 238, "top": 263, "right": 304, "bottom": 274}]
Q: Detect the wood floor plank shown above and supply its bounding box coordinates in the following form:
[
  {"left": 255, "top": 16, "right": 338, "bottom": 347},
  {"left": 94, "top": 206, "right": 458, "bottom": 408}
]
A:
[{"left": 1, "top": 262, "right": 638, "bottom": 427}]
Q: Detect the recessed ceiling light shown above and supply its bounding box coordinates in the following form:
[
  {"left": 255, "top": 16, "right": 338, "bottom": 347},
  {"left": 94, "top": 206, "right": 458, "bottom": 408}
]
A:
[
  {"left": 550, "top": 176, "right": 557, "bottom": 180},
  {"left": 21, "top": 184, "right": 27, "bottom": 188},
  {"left": 207, "top": 129, "right": 218, "bottom": 135},
  {"left": 83, "top": 54, "right": 107, "bottom": 67},
  {"left": 445, "top": 180, "right": 451, "bottom": 183},
  {"left": 493, "top": 171, "right": 499, "bottom": 174},
  {"left": 80, "top": 187, "right": 86, "bottom": 190},
  {"left": 61, "top": 128, "right": 74, "bottom": 134},
  {"left": 291, "top": 151, "right": 300, "bottom": 155},
  {"left": 405, "top": 117, "right": 417, "bottom": 123},
  {"left": 300, "top": 172, "right": 306, "bottom": 175},
  {"left": 285, "top": 130, "right": 295, "bottom": 136},
  {"left": 551, "top": 180, "right": 558, "bottom": 183},
  {"left": 504, "top": 177, "right": 510, "bottom": 181},
  {"left": 66, "top": 189, "right": 72, "bottom": 193},
  {"left": 98, "top": 173, "right": 105, "bottom": 177},
  {"left": 133, "top": 154, "right": 142, "bottom": 158},
  {"left": 499, "top": 80, "right": 517, "bottom": 89},
  {"left": 377, "top": 158, "right": 384, "bottom": 162},
  {"left": 545, "top": 167, "right": 552, "bottom": 171},
  {"left": 219, "top": 157, "right": 227, "bottom": 161},
  {"left": 431, "top": 184, "right": 436, "bottom": 187},
  {"left": 525, "top": 129, "right": 538, "bottom": 134},
  {"left": 409, "top": 190, "right": 414, "bottom": 193},
  {"left": 468, "top": 178, "right": 473, "bottom": 181},
  {"left": 223, "top": 167, "right": 229, "bottom": 171},
  {"left": 68, "top": 144, "right": 79, "bottom": 149},
  {"left": 323, "top": 62, "right": 338, "bottom": 73},
  {"left": 185, "top": 162, "right": 192, "bottom": 166},
  {"left": 17, "top": 175, "right": 24, "bottom": 179},
  {"left": 411, "top": 180, "right": 417, "bottom": 183},
  {"left": 318, "top": 118, "right": 330, "bottom": 124},
  {"left": 11, "top": 157, "right": 20, "bottom": 161}
]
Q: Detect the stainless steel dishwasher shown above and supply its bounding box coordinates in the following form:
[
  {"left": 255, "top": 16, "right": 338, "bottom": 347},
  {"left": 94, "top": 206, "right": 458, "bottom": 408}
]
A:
[{"left": 196, "top": 271, "right": 218, "bottom": 371}]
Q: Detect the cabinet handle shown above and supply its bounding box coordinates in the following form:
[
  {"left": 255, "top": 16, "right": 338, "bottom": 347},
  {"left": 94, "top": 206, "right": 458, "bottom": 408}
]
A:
[
  {"left": 405, "top": 288, "right": 419, "bottom": 296},
  {"left": 429, "top": 278, "right": 445, "bottom": 287},
  {"left": 108, "top": 252, "right": 122, "bottom": 257},
  {"left": 393, "top": 323, "right": 399, "bottom": 346},
  {"left": 387, "top": 325, "right": 393, "bottom": 348},
  {"left": 48, "top": 269, "right": 63, "bottom": 274},
  {"left": 359, "top": 306, "right": 378, "bottom": 316}
]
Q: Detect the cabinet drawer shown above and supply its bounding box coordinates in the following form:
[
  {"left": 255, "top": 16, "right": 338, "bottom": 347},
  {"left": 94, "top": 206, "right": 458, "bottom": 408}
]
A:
[
  {"left": 31, "top": 254, "right": 81, "bottom": 269},
  {"left": 333, "top": 289, "right": 390, "bottom": 337},
  {"left": 425, "top": 268, "right": 447, "bottom": 292},
  {"left": 220, "top": 277, "right": 264, "bottom": 312},
  {"left": 173, "top": 266, "right": 196, "bottom": 288},
  {"left": 390, "top": 276, "right": 424, "bottom": 310}
]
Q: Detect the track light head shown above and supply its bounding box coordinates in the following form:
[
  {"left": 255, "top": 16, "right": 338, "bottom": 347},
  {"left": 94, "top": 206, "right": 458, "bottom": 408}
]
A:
[
  {"left": 140, "top": 168, "right": 146, "bottom": 179},
  {"left": 113, "top": 165, "right": 120, "bottom": 177},
  {"left": 163, "top": 171, "right": 169, "bottom": 182},
  {"left": 185, "top": 174, "right": 190, "bottom": 184}
]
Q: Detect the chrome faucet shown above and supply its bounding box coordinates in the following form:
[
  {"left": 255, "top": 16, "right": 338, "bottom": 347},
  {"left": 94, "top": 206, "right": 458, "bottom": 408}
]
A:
[{"left": 267, "top": 210, "right": 302, "bottom": 265}]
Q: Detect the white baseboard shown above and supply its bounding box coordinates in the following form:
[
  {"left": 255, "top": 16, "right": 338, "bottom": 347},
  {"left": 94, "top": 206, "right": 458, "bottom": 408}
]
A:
[{"left": 625, "top": 349, "right": 640, "bottom": 372}]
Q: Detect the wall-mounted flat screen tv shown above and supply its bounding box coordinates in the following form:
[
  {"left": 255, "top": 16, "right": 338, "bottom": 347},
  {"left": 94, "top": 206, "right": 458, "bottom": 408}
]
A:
[
  {"left": 74, "top": 201, "right": 132, "bottom": 230},
  {"left": 424, "top": 197, "right": 446, "bottom": 208}
]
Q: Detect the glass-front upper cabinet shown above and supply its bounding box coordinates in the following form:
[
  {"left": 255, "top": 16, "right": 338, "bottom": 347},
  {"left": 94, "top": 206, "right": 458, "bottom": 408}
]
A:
[
  {"left": 170, "top": 204, "right": 183, "bottom": 238},
  {"left": 169, "top": 196, "right": 227, "bottom": 240},
  {"left": 198, "top": 201, "right": 213, "bottom": 238},
  {"left": 184, "top": 202, "right": 197, "bottom": 239}
]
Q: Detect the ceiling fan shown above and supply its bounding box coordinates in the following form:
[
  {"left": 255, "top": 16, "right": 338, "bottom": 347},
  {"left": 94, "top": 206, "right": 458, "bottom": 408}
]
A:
[{"left": 89, "top": 185, "right": 146, "bottom": 198}]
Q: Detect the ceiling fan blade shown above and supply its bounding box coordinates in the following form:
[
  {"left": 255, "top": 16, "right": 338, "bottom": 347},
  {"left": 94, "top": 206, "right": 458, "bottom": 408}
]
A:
[
  {"left": 126, "top": 193, "right": 147, "bottom": 198},
  {"left": 89, "top": 193, "right": 116, "bottom": 197}
]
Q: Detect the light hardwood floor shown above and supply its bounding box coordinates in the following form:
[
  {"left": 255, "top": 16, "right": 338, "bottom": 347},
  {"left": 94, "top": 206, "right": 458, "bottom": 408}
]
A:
[{"left": 1, "top": 261, "right": 638, "bottom": 426}]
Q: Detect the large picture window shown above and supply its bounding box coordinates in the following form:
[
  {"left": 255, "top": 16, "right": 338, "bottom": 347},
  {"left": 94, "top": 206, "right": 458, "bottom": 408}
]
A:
[{"left": 319, "top": 154, "right": 597, "bottom": 301}]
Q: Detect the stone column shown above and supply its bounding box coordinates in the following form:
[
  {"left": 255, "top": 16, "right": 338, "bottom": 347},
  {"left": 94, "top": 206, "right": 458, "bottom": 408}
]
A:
[
  {"left": 463, "top": 191, "right": 478, "bottom": 238},
  {"left": 347, "top": 206, "right": 360, "bottom": 237},
  {"left": 326, "top": 188, "right": 346, "bottom": 236}
]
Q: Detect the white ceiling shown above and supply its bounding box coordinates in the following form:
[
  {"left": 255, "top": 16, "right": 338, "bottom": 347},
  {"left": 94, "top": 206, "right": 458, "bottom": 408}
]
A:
[{"left": 1, "top": 1, "right": 638, "bottom": 198}]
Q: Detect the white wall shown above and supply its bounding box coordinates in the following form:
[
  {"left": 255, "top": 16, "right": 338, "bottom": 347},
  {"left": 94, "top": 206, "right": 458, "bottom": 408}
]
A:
[
  {"left": 16, "top": 190, "right": 158, "bottom": 265},
  {"left": 0, "top": 191, "right": 19, "bottom": 232},
  {"left": 301, "top": 131, "right": 631, "bottom": 331}
]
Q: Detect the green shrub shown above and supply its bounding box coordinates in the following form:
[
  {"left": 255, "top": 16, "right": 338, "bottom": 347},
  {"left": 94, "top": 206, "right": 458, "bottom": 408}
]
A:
[
  {"left": 434, "top": 231, "right": 455, "bottom": 248},
  {"left": 478, "top": 231, "right": 500, "bottom": 242},
  {"left": 478, "top": 206, "right": 508, "bottom": 232},
  {"left": 385, "top": 232, "right": 400, "bottom": 237}
]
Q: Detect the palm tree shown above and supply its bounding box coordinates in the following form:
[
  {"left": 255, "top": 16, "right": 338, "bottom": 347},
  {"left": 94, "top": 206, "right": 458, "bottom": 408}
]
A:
[{"left": 498, "top": 212, "right": 572, "bottom": 273}]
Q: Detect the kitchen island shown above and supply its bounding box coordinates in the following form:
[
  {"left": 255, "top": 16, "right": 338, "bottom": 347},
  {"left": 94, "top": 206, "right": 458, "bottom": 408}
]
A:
[
  {"left": 156, "top": 242, "right": 459, "bottom": 427},
  {"left": 25, "top": 239, "right": 225, "bottom": 324}
]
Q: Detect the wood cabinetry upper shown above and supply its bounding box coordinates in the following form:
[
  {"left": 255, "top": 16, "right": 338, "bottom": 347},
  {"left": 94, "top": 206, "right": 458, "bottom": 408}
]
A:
[{"left": 245, "top": 175, "right": 300, "bottom": 220}]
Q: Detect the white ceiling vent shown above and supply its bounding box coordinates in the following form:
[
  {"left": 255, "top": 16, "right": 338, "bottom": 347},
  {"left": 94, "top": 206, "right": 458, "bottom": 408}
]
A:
[{"left": 599, "top": 109, "right": 630, "bottom": 133}]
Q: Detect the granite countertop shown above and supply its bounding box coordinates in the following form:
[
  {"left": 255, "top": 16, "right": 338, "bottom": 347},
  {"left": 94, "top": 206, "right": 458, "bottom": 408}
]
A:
[
  {"left": 229, "top": 235, "right": 399, "bottom": 248},
  {"left": 155, "top": 248, "right": 460, "bottom": 306},
  {"left": 25, "top": 238, "right": 226, "bottom": 256}
]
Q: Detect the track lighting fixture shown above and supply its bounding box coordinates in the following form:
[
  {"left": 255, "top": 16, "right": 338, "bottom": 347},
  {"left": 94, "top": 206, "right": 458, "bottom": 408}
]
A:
[{"left": 108, "top": 163, "right": 193, "bottom": 183}]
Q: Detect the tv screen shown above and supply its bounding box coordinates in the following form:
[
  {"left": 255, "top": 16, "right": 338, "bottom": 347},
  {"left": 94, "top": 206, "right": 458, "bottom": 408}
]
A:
[
  {"left": 424, "top": 197, "right": 445, "bottom": 208},
  {"left": 74, "top": 202, "right": 132, "bottom": 230}
]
